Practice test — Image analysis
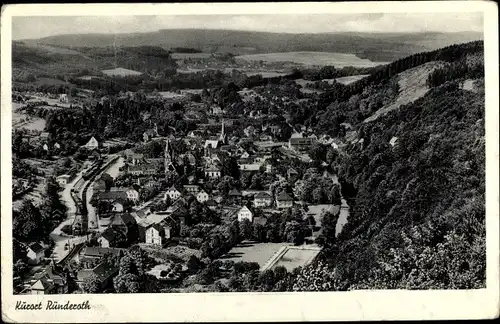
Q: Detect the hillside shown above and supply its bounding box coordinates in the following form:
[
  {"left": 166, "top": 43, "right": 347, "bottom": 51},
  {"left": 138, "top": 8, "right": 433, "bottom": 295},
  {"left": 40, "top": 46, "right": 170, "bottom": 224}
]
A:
[
  {"left": 363, "top": 61, "right": 449, "bottom": 123},
  {"left": 21, "top": 30, "right": 483, "bottom": 62},
  {"left": 12, "top": 42, "right": 178, "bottom": 77},
  {"left": 291, "top": 41, "right": 485, "bottom": 290}
]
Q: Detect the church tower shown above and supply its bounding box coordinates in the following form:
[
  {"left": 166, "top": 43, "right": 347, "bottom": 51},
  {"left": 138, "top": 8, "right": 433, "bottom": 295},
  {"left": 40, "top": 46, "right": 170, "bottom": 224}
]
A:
[
  {"left": 164, "top": 139, "right": 176, "bottom": 175},
  {"left": 219, "top": 119, "right": 226, "bottom": 144}
]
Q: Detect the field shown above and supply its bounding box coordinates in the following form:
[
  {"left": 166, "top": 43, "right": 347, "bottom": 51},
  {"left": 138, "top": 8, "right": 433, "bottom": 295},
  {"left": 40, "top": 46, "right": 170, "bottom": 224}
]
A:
[
  {"left": 159, "top": 91, "right": 187, "bottom": 99},
  {"left": 171, "top": 53, "right": 212, "bottom": 59},
  {"left": 269, "top": 246, "right": 321, "bottom": 272},
  {"left": 32, "top": 77, "right": 71, "bottom": 86},
  {"left": 12, "top": 111, "right": 46, "bottom": 131},
  {"left": 236, "top": 52, "right": 387, "bottom": 68},
  {"left": 101, "top": 67, "right": 143, "bottom": 77},
  {"left": 333, "top": 74, "right": 370, "bottom": 85},
  {"left": 218, "top": 241, "right": 290, "bottom": 268}
]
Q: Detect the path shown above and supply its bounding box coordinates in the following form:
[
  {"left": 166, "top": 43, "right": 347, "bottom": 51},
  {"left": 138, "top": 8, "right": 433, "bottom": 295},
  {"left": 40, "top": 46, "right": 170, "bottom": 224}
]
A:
[
  {"left": 50, "top": 170, "right": 87, "bottom": 262},
  {"left": 323, "top": 170, "right": 350, "bottom": 237}
]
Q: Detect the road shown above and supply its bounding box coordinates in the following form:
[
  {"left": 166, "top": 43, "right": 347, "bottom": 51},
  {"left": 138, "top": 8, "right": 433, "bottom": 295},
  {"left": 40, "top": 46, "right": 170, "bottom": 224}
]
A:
[
  {"left": 85, "top": 155, "right": 124, "bottom": 232},
  {"left": 50, "top": 169, "right": 88, "bottom": 262},
  {"left": 323, "top": 171, "right": 350, "bottom": 237}
]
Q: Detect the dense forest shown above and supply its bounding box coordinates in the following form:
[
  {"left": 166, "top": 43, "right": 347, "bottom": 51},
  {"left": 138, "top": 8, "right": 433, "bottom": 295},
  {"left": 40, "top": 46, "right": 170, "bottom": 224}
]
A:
[{"left": 290, "top": 41, "right": 485, "bottom": 290}]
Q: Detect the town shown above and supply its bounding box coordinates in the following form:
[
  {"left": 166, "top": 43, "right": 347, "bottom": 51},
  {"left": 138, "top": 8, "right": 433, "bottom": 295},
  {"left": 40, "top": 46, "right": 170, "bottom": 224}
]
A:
[
  {"left": 10, "top": 18, "right": 486, "bottom": 295},
  {"left": 12, "top": 68, "right": 351, "bottom": 294}
]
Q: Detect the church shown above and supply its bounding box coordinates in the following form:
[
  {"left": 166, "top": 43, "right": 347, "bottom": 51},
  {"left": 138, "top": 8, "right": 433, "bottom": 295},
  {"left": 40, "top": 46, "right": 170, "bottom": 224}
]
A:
[
  {"left": 204, "top": 120, "right": 227, "bottom": 157},
  {"left": 164, "top": 139, "right": 178, "bottom": 175}
]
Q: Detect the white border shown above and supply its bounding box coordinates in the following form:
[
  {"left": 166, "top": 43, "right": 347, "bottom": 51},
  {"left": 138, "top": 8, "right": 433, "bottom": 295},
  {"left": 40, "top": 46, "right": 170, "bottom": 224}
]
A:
[{"left": 1, "top": 2, "right": 499, "bottom": 322}]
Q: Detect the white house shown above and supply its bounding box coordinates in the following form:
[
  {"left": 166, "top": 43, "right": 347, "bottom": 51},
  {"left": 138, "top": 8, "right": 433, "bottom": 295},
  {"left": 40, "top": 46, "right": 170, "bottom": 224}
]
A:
[
  {"left": 59, "top": 93, "right": 69, "bottom": 103},
  {"left": 85, "top": 137, "right": 99, "bottom": 150},
  {"left": 125, "top": 188, "right": 139, "bottom": 202},
  {"left": 111, "top": 201, "right": 125, "bottom": 212},
  {"left": 165, "top": 186, "right": 182, "bottom": 201},
  {"left": 237, "top": 206, "right": 254, "bottom": 223},
  {"left": 196, "top": 189, "right": 209, "bottom": 203},
  {"left": 56, "top": 174, "right": 72, "bottom": 187},
  {"left": 205, "top": 166, "right": 221, "bottom": 179},
  {"left": 30, "top": 278, "right": 54, "bottom": 295},
  {"left": 145, "top": 223, "right": 172, "bottom": 246},
  {"left": 27, "top": 243, "right": 45, "bottom": 265}
]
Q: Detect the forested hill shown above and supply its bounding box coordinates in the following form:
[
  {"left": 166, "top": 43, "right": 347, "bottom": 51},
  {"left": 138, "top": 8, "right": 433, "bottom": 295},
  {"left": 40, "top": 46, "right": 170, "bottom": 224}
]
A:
[
  {"left": 292, "top": 41, "right": 485, "bottom": 290},
  {"left": 21, "top": 30, "right": 483, "bottom": 62}
]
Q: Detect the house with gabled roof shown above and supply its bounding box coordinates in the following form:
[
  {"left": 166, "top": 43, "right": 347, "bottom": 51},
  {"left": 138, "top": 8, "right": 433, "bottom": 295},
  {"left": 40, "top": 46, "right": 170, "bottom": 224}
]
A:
[
  {"left": 84, "top": 136, "right": 99, "bottom": 150},
  {"left": 165, "top": 185, "right": 182, "bottom": 201},
  {"left": 196, "top": 189, "right": 209, "bottom": 203},
  {"left": 27, "top": 243, "right": 45, "bottom": 265},
  {"left": 237, "top": 205, "right": 254, "bottom": 223},
  {"left": 253, "top": 192, "right": 273, "bottom": 208},
  {"left": 276, "top": 192, "right": 294, "bottom": 209}
]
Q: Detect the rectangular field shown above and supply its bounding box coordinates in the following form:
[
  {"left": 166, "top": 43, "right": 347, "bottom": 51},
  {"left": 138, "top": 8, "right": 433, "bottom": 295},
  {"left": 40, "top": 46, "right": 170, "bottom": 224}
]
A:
[
  {"left": 270, "top": 246, "right": 321, "bottom": 271},
  {"left": 219, "top": 241, "right": 290, "bottom": 268}
]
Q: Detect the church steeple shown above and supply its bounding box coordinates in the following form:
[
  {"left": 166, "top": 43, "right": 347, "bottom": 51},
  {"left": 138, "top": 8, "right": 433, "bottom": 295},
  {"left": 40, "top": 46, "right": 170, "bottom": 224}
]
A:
[
  {"left": 165, "top": 139, "right": 176, "bottom": 175},
  {"left": 219, "top": 119, "right": 226, "bottom": 144}
]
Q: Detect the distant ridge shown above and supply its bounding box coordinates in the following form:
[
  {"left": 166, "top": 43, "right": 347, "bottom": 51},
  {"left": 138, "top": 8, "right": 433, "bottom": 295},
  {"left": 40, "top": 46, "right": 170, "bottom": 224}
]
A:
[{"left": 20, "top": 29, "right": 483, "bottom": 62}]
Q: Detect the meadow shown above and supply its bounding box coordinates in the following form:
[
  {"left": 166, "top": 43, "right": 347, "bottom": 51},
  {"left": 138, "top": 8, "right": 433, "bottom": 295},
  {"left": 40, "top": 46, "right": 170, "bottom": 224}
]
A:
[
  {"left": 236, "top": 51, "right": 388, "bottom": 68},
  {"left": 101, "top": 67, "right": 143, "bottom": 77}
]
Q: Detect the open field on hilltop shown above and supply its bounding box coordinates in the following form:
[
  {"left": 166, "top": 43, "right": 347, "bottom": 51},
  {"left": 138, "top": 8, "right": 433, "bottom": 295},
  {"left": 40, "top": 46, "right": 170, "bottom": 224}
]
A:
[
  {"left": 334, "top": 74, "right": 370, "bottom": 85},
  {"left": 171, "top": 52, "right": 212, "bottom": 59},
  {"left": 101, "top": 67, "right": 143, "bottom": 77},
  {"left": 159, "top": 91, "right": 187, "bottom": 99},
  {"left": 244, "top": 71, "right": 289, "bottom": 78},
  {"left": 29, "top": 43, "right": 86, "bottom": 56},
  {"left": 236, "top": 52, "right": 388, "bottom": 68},
  {"left": 218, "top": 241, "right": 291, "bottom": 268}
]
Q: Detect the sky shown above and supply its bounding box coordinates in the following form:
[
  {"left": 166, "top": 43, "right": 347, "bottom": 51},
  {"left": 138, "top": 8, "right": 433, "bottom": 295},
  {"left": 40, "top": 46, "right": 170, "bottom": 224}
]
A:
[{"left": 12, "top": 13, "right": 484, "bottom": 40}]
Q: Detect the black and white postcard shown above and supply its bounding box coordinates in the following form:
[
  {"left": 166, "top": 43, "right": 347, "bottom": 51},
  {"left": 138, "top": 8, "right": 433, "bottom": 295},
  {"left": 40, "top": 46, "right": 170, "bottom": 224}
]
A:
[{"left": 1, "top": 2, "right": 499, "bottom": 322}]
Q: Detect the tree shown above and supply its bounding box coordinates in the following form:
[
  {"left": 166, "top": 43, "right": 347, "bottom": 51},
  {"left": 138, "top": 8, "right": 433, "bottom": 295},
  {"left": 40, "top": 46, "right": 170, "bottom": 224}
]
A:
[
  {"left": 187, "top": 255, "right": 202, "bottom": 272},
  {"left": 239, "top": 219, "right": 253, "bottom": 241},
  {"left": 81, "top": 274, "right": 102, "bottom": 294},
  {"left": 315, "top": 211, "right": 340, "bottom": 250}
]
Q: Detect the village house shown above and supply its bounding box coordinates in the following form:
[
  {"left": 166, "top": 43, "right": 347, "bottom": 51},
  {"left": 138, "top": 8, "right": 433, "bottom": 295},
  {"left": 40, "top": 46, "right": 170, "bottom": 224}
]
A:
[
  {"left": 142, "top": 124, "right": 159, "bottom": 143},
  {"left": 206, "top": 199, "right": 218, "bottom": 211},
  {"left": 109, "top": 187, "right": 139, "bottom": 203},
  {"left": 253, "top": 192, "right": 273, "bottom": 208},
  {"left": 196, "top": 189, "right": 210, "bottom": 203},
  {"left": 276, "top": 192, "right": 294, "bottom": 209},
  {"left": 75, "top": 246, "right": 124, "bottom": 266},
  {"left": 205, "top": 165, "right": 221, "bottom": 179},
  {"left": 56, "top": 174, "right": 72, "bottom": 187},
  {"left": 288, "top": 133, "right": 315, "bottom": 152},
  {"left": 98, "top": 228, "right": 118, "bottom": 248},
  {"left": 111, "top": 200, "right": 126, "bottom": 213},
  {"left": 59, "top": 93, "right": 69, "bottom": 103},
  {"left": 76, "top": 261, "right": 118, "bottom": 292},
  {"left": 145, "top": 222, "right": 173, "bottom": 246},
  {"left": 237, "top": 205, "right": 254, "bottom": 223},
  {"left": 165, "top": 186, "right": 182, "bottom": 201},
  {"left": 127, "top": 163, "right": 158, "bottom": 176},
  {"left": 93, "top": 173, "right": 113, "bottom": 192},
  {"left": 84, "top": 136, "right": 99, "bottom": 150},
  {"left": 39, "top": 132, "right": 50, "bottom": 143},
  {"left": 183, "top": 184, "right": 200, "bottom": 195},
  {"left": 27, "top": 243, "right": 45, "bottom": 265}
]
